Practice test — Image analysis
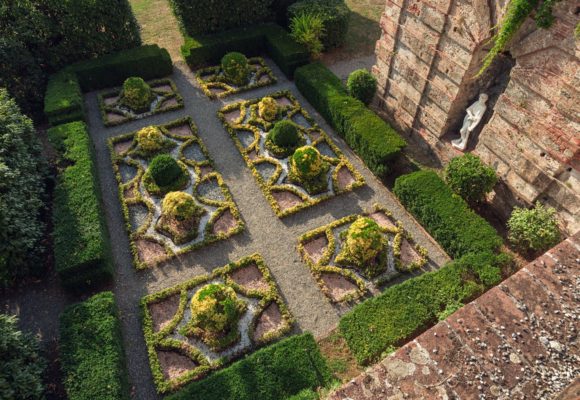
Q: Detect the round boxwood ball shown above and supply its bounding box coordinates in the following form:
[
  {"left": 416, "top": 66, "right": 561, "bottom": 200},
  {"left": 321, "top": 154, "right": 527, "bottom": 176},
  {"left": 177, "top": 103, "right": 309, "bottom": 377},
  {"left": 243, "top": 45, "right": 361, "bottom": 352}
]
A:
[
  {"left": 267, "top": 120, "right": 300, "bottom": 148},
  {"left": 291, "top": 145, "right": 323, "bottom": 179},
  {"left": 136, "top": 126, "right": 165, "bottom": 153},
  {"left": 120, "top": 77, "right": 154, "bottom": 112},
  {"left": 444, "top": 153, "right": 497, "bottom": 203},
  {"left": 258, "top": 96, "right": 278, "bottom": 121},
  {"left": 221, "top": 52, "right": 250, "bottom": 86},
  {"left": 190, "top": 283, "right": 246, "bottom": 334},
  {"left": 161, "top": 192, "right": 201, "bottom": 221},
  {"left": 347, "top": 69, "right": 377, "bottom": 105},
  {"left": 345, "top": 217, "right": 383, "bottom": 264},
  {"left": 148, "top": 154, "right": 182, "bottom": 187}
]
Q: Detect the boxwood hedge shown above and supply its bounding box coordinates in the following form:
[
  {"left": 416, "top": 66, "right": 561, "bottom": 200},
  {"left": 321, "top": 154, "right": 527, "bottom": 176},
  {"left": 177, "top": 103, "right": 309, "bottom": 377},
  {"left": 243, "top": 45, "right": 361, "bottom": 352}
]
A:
[
  {"left": 393, "top": 170, "right": 502, "bottom": 258},
  {"left": 59, "top": 292, "right": 129, "bottom": 400},
  {"left": 48, "top": 122, "right": 111, "bottom": 290},
  {"left": 339, "top": 251, "right": 509, "bottom": 364},
  {"left": 167, "top": 333, "right": 332, "bottom": 400},
  {"left": 44, "top": 72, "right": 84, "bottom": 126},
  {"left": 295, "top": 62, "right": 406, "bottom": 177}
]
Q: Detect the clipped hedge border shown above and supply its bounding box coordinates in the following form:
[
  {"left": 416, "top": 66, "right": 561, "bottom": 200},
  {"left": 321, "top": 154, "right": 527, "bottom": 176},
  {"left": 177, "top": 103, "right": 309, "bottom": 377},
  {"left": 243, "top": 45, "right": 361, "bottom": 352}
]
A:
[
  {"left": 59, "top": 291, "right": 129, "bottom": 400},
  {"left": 142, "top": 253, "right": 294, "bottom": 393},
  {"left": 48, "top": 122, "right": 112, "bottom": 290},
  {"left": 166, "top": 333, "right": 332, "bottom": 400},
  {"left": 218, "top": 90, "right": 365, "bottom": 218},
  {"left": 393, "top": 170, "right": 502, "bottom": 258},
  {"left": 44, "top": 71, "right": 84, "bottom": 126},
  {"left": 181, "top": 24, "right": 309, "bottom": 78},
  {"left": 294, "top": 62, "right": 406, "bottom": 177}
]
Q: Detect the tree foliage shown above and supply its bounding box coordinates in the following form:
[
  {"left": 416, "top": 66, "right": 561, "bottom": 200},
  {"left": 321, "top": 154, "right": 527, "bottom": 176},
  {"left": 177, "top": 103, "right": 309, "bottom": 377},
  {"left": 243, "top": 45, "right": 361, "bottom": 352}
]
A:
[
  {"left": 508, "top": 201, "right": 561, "bottom": 252},
  {"left": 445, "top": 153, "right": 497, "bottom": 203}
]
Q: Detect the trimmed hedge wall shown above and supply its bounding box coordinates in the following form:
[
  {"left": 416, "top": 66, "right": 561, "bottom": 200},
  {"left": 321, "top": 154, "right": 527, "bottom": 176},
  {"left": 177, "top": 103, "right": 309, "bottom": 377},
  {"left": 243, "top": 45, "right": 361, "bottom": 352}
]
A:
[
  {"left": 60, "top": 292, "right": 129, "bottom": 400},
  {"left": 167, "top": 333, "right": 332, "bottom": 400},
  {"left": 181, "top": 24, "right": 309, "bottom": 78},
  {"left": 295, "top": 62, "right": 406, "bottom": 177},
  {"left": 44, "top": 72, "right": 84, "bottom": 126},
  {"left": 393, "top": 170, "right": 502, "bottom": 258},
  {"left": 339, "top": 251, "right": 509, "bottom": 364},
  {"left": 48, "top": 122, "right": 111, "bottom": 290}
]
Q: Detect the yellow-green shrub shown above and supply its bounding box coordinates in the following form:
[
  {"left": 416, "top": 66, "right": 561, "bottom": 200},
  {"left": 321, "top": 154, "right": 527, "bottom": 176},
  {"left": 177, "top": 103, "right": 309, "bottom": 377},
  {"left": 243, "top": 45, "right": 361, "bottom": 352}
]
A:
[
  {"left": 290, "top": 146, "right": 323, "bottom": 179},
  {"left": 136, "top": 126, "right": 165, "bottom": 154},
  {"left": 188, "top": 284, "right": 246, "bottom": 335},
  {"left": 120, "top": 77, "right": 154, "bottom": 113},
  {"left": 161, "top": 192, "right": 202, "bottom": 221},
  {"left": 258, "top": 96, "right": 278, "bottom": 121}
]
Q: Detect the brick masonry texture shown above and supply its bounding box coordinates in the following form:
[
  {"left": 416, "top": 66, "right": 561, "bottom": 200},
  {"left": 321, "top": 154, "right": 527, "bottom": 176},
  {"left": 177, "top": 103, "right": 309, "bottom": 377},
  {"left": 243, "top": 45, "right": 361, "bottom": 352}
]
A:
[
  {"left": 328, "top": 233, "right": 580, "bottom": 400},
  {"left": 372, "top": 0, "right": 579, "bottom": 234}
]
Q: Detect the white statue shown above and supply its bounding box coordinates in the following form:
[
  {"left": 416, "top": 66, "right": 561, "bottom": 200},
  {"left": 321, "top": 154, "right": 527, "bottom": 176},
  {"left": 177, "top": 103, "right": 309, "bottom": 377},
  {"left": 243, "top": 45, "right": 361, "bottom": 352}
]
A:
[{"left": 452, "top": 93, "right": 488, "bottom": 151}]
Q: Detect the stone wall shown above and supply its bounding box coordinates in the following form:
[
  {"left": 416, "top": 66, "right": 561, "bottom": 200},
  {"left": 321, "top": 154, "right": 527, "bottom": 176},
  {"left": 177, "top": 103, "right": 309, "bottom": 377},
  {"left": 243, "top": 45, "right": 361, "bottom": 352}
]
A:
[{"left": 372, "top": 0, "right": 579, "bottom": 233}]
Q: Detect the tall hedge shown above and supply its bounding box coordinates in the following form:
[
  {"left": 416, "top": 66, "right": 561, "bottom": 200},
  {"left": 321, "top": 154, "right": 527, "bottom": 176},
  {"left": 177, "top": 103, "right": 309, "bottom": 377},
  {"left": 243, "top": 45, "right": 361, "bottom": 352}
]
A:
[
  {"left": 288, "top": 0, "right": 350, "bottom": 49},
  {"left": 0, "top": 0, "right": 140, "bottom": 118},
  {"left": 0, "top": 89, "right": 46, "bottom": 285}
]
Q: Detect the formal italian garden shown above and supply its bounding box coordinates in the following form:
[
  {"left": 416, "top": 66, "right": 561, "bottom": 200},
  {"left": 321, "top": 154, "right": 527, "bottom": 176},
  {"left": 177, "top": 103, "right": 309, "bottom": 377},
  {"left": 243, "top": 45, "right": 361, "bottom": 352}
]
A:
[{"left": 1, "top": 0, "right": 564, "bottom": 399}]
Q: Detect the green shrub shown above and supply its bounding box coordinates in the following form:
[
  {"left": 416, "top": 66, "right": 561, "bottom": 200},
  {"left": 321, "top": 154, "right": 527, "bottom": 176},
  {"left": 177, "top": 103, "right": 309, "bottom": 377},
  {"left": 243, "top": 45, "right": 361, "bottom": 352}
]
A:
[
  {"left": 393, "top": 170, "right": 502, "bottom": 258},
  {"left": 290, "top": 13, "right": 325, "bottom": 59},
  {"left": 295, "top": 62, "right": 406, "bottom": 177},
  {"left": 508, "top": 201, "right": 561, "bottom": 252},
  {"left": 259, "top": 96, "right": 279, "bottom": 121},
  {"left": 119, "top": 77, "right": 154, "bottom": 113},
  {"left": 347, "top": 69, "right": 377, "bottom": 105},
  {"left": 288, "top": 0, "right": 350, "bottom": 49},
  {"left": 161, "top": 192, "right": 203, "bottom": 221},
  {"left": 167, "top": 333, "right": 332, "bottom": 400},
  {"left": 444, "top": 153, "right": 497, "bottom": 203},
  {"left": 136, "top": 126, "right": 166, "bottom": 154},
  {"left": 0, "top": 90, "right": 46, "bottom": 285},
  {"left": 287, "top": 389, "right": 319, "bottom": 400},
  {"left": 269, "top": 120, "right": 301, "bottom": 147},
  {"left": 149, "top": 154, "right": 183, "bottom": 187},
  {"left": 0, "top": 314, "right": 46, "bottom": 400},
  {"left": 48, "top": 122, "right": 112, "bottom": 290},
  {"left": 221, "top": 52, "right": 250, "bottom": 86},
  {"left": 60, "top": 292, "right": 129, "bottom": 400},
  {"left": 44, "top": 71, "right": 84, "bottom": 126},
  {"left": 339, "top": 251, "right": 510, "bottom": 364},
  {"left": 291, "top": 146, "right": 324, "bottom": 178}
]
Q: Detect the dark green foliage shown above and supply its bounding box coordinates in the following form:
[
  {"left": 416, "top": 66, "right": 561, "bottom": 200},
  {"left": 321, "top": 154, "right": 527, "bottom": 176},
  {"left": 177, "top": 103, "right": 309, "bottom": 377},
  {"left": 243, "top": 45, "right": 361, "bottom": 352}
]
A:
[
  {"left": 167, "top": 333, "right": 332, "bottom": 400},
  {"left": 221, "top": 52, "right": 250, "bottom": 86},
  {"left": 48, "top": 122, "right": 112, "bottom": 290},
  {"left": 295, "top": 62, "right": 406, "bottom": 177},
  {"left": 0, "top": 314, "right": 46, "bottom": 400},
  {"left": 444, "top": 153, "right": 497, "bottom": 203},
  {"left": 181, "top": 24, "right": 309, "bottom": 78},
  {"left": 508, "top": 201, "right": 561, "bottom": 252},
  {"left": 44, "top": 72, "right": 84, "bottom": 126},
  {"left": 59, "top": 292, "right": 129, "bottom": 400},
  {"left": 393, "top": 171, "right": 502, "bottom": 258},
  {"left": 287, "top": 389, "right": 319, "bottom": 400},
  {"left": 269, "top": 120, "right": 301, "bottom": 147},
  {"left": 346, "top": 69, "right": 377, "bottom": 105},
  {"left": 0, "top": 90, "right": 46, "bottom": 285},
  {"left": 119, "top": 77, "right": 154, "bottom": 113},
  {"left": 339, "top": 252, "right": 510, "bottom": 364},
  {"left": 149, "top": 154, "right": 182, "bottom": 187},
  {"left": 288, "top": 0, "right": 350, "bottom": 49}
]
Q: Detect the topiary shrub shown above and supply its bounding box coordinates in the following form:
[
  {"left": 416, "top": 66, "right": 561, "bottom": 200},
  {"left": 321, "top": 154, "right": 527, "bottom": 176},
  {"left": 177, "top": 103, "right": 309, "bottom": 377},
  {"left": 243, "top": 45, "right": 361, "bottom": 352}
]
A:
[
  {"left": 161, "top": 192, "right": 203, "bottom": 221},
  {"left": 148, "top": 155, "right": 183, "bottom": 187},
  {"left": 119, "top": 77, "right": 154, "bottom": 113},
  {"left": 221, "top": 52, "right": 250, "bottom": 86},
  {"left": 445, "top": 153, "right": 497, "bottom": 203},
  {"left": 0, "top": 314, "right": 46, "bottom": 400},
  {"left": 347, "top": 69, "right": 377, "bottom": 105},
  {"left": 508, "top": 201, "right": 561, "bottom": 253},
  {"left": 288, "top": 0, "right": 350, "bottom": 49},
  {"left": 258, "top": 96, "right": 279, "bottom": 121},
  {"left": 290, "top": 145, "right": 324, "bottom": 179},
  {"left": 136, "top": 126, "right": 166, "bottom": 154},
  {"left": 266, "top": 120, "right": 304, "bottom": 158},
  {"left": 181, "top": 283, "right": 247, "bottom": 351}
]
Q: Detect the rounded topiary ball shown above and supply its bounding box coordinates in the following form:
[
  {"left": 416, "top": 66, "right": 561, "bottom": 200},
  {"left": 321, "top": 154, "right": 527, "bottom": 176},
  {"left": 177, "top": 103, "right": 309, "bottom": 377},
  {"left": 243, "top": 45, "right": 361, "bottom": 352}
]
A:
[
  {"left": 161, "top": 192, "right": 201, "bottom": 221},
  {"left": 445, "top": 153, "right": 497, "bottom": 203},
  {"left": 221, "top": 52, "right": 250, "bottom": 86},
  {"left": 190, "top": 284, "right": 245, "bottom": 334},
  {"left": 148, "top": 154, "right": 182, "bottom": 187},
  {"left": 291, "top": 145, "right": 323, "bottom": 179},
  {"left": 347, "top": 69, "right": 377, "bottom": 105},
  {"left": 345, "top": 217, "right": 384, "bottom": 264},
  {"left": 136, "top": 126, "right": 165, "bottom": 154},
  {"left": 120, "top": 77, "right": 154, "bottom": 113},
  {"left": 267, "top": 120, "right": 301, "bottom": 148},
  {"left": 258, "top": 96, "right": 278, "bottom": 121}
]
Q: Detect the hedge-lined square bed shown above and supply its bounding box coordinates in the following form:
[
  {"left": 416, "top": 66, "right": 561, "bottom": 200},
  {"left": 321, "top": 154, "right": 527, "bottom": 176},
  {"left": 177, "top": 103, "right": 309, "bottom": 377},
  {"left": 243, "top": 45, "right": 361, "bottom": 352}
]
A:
[
  {"left": 142, "top": 254, "right": 294, "bottom": 393},
  {"left": 98, "top": 78, "right": 184, "bottom": 126},
  {"left": 218, "top": 90, "right": 365, "bottom": 217},
  {"left": 196, "top": 57, "right": 276, "bottom": 99},
  {"left": 297, "top": 205, "right": 428, "bottom": 308},
  {"left": 109, "top": 117, "right": 244, "bottom": 269}
]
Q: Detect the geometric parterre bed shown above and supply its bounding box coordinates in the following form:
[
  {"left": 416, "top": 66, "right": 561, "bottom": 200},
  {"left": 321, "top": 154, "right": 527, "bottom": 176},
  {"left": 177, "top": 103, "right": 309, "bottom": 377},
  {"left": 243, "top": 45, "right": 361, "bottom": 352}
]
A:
[
  {"left": 108, "top": 117, "right": 244, "bottom": 269},
  {"left": 219, "top": 90, "right": 365, "bottom": 217},
  {"left": 98, "top": 78, "right": 184, "bottom": 127},
  {"left": 142, "top": 254, "right": 294, "bottom": 393},
  {"left": 298, "top": 204, "right": 428, "bottom": 307},
  {"left": 195, "top": 57, "right": 276, "bottom": 99}
]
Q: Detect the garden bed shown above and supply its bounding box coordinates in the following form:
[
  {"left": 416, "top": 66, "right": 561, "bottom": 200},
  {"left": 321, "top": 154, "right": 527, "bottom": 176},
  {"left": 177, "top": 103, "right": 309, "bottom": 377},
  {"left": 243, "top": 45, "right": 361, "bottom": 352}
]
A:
[
  {"left": 98, "top": 78, "right": 183, "bottom": 126},
  {"left": 196, "top": 57, "right": 276, "bottom": 99},
  {"left": 297, "top": 204, "right": 428, "bottom": 309},
  {"left": 218, "top": 90, "right": 365, "bottom": 217},
  {"left": 108, "top": 117, "right": 244, "bottom": 269},
  {"left": 142, "top": 254, "right": 294, "bottom": 393}
]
